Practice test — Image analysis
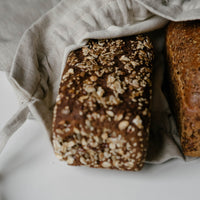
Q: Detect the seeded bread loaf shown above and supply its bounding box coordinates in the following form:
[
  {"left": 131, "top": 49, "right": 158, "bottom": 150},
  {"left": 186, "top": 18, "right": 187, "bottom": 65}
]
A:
[
  {"left": 166, "top": 21, "right": 200, "bottom": 157},
  {"left": 52, "top": 35, "right": 154, "bottom": 171}
]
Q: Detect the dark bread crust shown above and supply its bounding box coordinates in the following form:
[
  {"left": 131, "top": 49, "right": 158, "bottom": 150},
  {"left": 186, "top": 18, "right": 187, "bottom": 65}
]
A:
[
  {"left": 52, "top": 35, "right": 154, "bottom": 170},
  {"left": 166, "top": 21, "right": 200, "bottom": 157}
]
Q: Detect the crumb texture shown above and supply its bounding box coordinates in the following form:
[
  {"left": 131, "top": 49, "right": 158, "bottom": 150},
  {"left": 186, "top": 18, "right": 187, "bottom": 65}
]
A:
[
  {"left": 166, "top": 21, "right": 200, "bottom": 157},
  {"left": 52, "top": 35, "right": 154, "bottom": 170}
]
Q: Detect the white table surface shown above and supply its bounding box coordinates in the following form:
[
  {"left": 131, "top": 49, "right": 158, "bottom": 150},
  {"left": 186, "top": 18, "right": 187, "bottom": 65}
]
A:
[{"left": 0, "top": 71, "right": 200, "bottom": 200}]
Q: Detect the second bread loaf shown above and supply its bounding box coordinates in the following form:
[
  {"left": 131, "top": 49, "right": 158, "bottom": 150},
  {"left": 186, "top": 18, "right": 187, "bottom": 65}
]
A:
[{"left": 166, "top": 21, "right": 200, "bottom": 157}]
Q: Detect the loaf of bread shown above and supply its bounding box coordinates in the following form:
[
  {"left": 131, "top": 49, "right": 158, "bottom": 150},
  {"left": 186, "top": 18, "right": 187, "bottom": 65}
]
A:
[
  {"left": 52, "top": 35, "right": 154, "bottom": 171},
  {"left": 166, "top": 21, "right": 200, "bottom": 157}
]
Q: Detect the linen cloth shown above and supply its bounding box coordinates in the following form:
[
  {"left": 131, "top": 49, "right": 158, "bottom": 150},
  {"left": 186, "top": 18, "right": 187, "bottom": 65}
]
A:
[{"left": 0, "top": 0, "right": 200, "bottom": 163}]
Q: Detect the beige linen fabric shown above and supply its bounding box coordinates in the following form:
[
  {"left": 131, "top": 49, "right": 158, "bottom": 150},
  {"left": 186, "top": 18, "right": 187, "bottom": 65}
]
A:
[
  {"left": 0, "top": 0, "right": 200, "bottom": 163},
  {"left": 0, "top": 0, "right": 60, "bottom": 72}
]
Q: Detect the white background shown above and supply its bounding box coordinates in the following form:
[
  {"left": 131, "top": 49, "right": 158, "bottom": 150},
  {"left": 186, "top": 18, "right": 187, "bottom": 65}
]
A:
[{"left": 0, "top": 71, "right": 200, "bottom": 200}]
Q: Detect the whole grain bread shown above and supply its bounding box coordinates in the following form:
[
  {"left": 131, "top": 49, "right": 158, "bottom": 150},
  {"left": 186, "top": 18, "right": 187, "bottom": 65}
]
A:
[
  {"left": 52, "top": 35, "right": 154, "bottom": 170},
  {"left": 166, "top": 21, "right": 200, "bottom": 157}
]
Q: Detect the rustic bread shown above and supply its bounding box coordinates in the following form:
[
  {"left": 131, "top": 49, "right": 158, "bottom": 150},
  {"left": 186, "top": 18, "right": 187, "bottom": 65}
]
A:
[
  {"left": 166, "top": 21, "right": 200, "bottom": 157},
  {"left": 52, "top": 35, "right": 154, "bottom": 170}
]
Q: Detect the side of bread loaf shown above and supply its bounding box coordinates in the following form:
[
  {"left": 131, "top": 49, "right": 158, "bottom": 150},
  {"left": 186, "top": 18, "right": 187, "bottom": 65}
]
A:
[
  {"left": 52, "top": 35, "right": 154, "bottom": 170},
  {"left": 166, "top": 21, "right": 200, "bottom": 157}
]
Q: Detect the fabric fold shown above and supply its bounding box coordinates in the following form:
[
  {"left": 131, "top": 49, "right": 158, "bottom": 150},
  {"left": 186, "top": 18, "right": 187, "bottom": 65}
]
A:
[
  {"left": 0, "top": 103, "right": 29, "bottom": 153},
  {"left": 136, "top": 0, "right": 200, "bottom": 21}
]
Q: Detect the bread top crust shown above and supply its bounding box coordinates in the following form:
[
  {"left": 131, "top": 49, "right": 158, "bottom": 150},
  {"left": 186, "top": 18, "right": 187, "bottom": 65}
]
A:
[{"left": 52, "top": 35, "right": 154, "bottom": 170}]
